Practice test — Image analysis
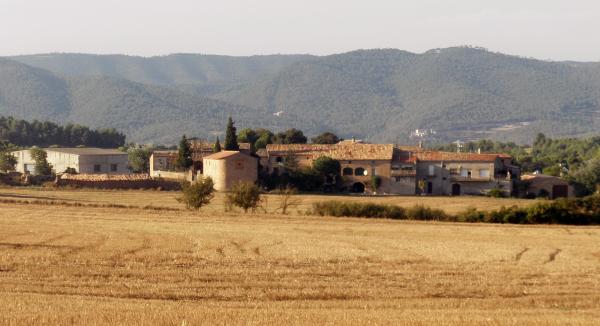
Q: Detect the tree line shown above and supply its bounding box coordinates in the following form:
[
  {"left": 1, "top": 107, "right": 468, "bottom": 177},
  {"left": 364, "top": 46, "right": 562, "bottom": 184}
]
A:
[{"left": 0, "top": 116, "right": 126, "bottom": 148}]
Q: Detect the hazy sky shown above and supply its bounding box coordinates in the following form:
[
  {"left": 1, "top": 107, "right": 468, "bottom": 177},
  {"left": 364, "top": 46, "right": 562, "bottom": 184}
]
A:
[{"left": 2, "top": 0, "right": 599, "bottom": 61}]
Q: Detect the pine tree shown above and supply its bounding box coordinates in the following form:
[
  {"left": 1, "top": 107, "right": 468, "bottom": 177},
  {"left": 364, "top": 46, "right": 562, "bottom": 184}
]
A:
[
  {"left": 224, "top": 117, "right": 239, "bottom": 150},
  {"left": 175, "top": 135, "right": 193, "bottom": 171},
  {"left": 213, "top": 136, "right": 222, "bottom": 153}
]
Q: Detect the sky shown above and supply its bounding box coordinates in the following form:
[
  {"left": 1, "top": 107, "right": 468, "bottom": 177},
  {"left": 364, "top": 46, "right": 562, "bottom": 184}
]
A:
[{"left": 1, "top": 0, "right": 599, "bottom": 61}]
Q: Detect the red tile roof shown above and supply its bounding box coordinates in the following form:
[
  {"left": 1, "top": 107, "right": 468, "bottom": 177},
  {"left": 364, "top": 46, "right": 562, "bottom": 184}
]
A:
[{"left": 266, "top": 143, "right": 394, "bottom": 161}]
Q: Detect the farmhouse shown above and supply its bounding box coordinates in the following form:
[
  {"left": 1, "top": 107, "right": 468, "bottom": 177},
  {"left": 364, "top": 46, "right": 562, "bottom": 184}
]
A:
[
  {"left": 521, "top": 174, "right": 574, "bottom": 199},
  {"left": 202, "top": 151, "right": 258, "bottom": 191},
  {"left": 11, "top": 148, "right": 129, "bottom": 175},
  {"left": 149, "top": 141, "right": 252, "bottom": 178},
  {"left": 265, "top": 141, "right": 518, "bottom": 195}
]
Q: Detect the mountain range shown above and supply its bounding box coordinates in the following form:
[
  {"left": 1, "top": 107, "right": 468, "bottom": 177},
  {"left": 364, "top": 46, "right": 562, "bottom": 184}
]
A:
[{"left": 3, "top": 47, "right": 600, "bottom": 144}]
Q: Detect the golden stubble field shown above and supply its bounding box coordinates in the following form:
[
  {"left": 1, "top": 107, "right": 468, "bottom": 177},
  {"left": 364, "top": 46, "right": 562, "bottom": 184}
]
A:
[{"left": 0, "top": 188, "right": 599, "bottom": 325}]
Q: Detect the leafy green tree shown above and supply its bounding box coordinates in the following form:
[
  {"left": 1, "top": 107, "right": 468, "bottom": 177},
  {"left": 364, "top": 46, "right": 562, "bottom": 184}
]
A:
[
  {"left": 224, "top": 117, "right": 239, "bottom": 150},
  {"left": 179, "top": 177, "right": 215, "bottom": 210},
  {"left": 0, "top": 151, "right": 17, "bottom": 172},
  {"left": 274, "top": 128, "right": 307, "bottom": 144},
  {"left": 571, "top": 158, "right": 600, "bottom": 195},
  {"left": 226, "top": 181, "right": 261, "bottom": 213},
  {"left": 254, "top": 129, "right": 274, "bottom": 149},
  {"left": 312, "top": 156, "right": 341, "bottom": 178},
  {"left": 175, "top": 135, "right": 193, "bottom": 171},
  {"left": 311, "top": 132, "right": 340, "bottom": 144},
  {"left": 29, "top": 147, "right": 53, "bottom": 175},
  {"left": 128, "top": 146, "right": 154, "bottom": 173},
  {"left": 213, "top": 137, "right": 222, "bottom": 153}
]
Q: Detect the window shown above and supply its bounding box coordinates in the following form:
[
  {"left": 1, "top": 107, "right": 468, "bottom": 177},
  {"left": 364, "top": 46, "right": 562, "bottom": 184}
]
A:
[
  {"left": 94, "top": 164, "right": 102, "bottom": 172},
  {"left": 460, "top": 168, "right": 469, "bottom": 177},
  {"left": 275, "top": 157, "right": 283, "bottom": 163},
  {"left": 110, "top": 164, "right": 118, "bottom": 172},
  {"left": 355, "top": 167, "right": 367, "bottom": 176},
  {"left": 428, "top": 165, "right": 435, "bottom": 176},
  {"left": 342, "top": 167, "right": 353, "bottom": 176},
  {"left": 479, "top": 169, "right": 490, "bottom": 178},
  {"left": 449, "top": 168, "right": 458, "bottom": 175}
]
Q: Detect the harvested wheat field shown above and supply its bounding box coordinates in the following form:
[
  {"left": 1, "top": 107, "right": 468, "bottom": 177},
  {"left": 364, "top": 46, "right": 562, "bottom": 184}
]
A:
[
  {"left": 0, "top": 191, "right": 599, "bottom": 325},
  {"left": 0, "top": 187, "right": 540, "bottom": 214}
]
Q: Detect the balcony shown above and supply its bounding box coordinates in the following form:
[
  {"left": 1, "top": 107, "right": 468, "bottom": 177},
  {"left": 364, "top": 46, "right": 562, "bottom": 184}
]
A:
[{"left": 450, "top": 175, "right": 509, "bottom": 182}]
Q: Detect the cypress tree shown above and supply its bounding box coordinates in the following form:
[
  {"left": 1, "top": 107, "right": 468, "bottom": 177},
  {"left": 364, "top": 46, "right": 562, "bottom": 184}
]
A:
[
  {"left": 224, "top": 117, "right": 239, "bottom": 150},
  {"left": 175, "top": 135, "right": 193, "bottom": 170},
  {"left": 213, "top": 136, "right": 222, "bottom": 153}
]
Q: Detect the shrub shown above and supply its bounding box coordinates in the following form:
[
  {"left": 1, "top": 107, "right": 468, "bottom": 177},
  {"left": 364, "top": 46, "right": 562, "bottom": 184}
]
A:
[
  {"left": 487, "top": 188, "right": 505, "bottom": 198},
  {"left": 405, "top": 205, "right": 448, "bottom": 221},
  {"left": 312, "top": 201, "right": 406, "bottom": 219},
  {"left": 275, "top": 186, "right": 301, "bottom": 215},
  {"left": 456, "top": 207, "right": 485, "bottom": 223},
  {"left": 227, "top": 181, "right": 261, "bottom": 213},
  {"left": 178, "top": 177, "right": 214, "bottom": 210}
]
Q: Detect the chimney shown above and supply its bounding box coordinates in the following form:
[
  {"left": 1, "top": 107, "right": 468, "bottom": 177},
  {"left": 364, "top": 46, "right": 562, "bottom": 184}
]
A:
[{"left": 418, "top": 140, "right": 423, "bottom": 149}]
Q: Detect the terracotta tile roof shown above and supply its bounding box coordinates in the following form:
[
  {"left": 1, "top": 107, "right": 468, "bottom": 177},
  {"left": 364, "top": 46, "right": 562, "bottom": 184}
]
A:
[
  {"left": 203, "top": 151, "right": 243, "bottom": 160},
  {"left": 413, "top": 151, "right": 501, "bottom": 162},
  {"left": 266, "top": 143, "right": 394, "bottom": 161}
]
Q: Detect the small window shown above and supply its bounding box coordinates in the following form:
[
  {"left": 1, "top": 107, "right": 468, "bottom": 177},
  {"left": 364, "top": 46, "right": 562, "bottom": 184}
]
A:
[
  {"left": 94, "top": 164, "right": 102, "bottom": 172},
  {"left": 428, "top": 165, "right": 435, "bottom": 176},
  {"left": 275, "top": 157, "right": 283, "bottom": 163},
  {"left": 343, "top": 167, "right": 353, "bottom": 176},
  {"left": 355, "top": 167, "right": 367, "bottom": 176},
  {"left": 110, "top": 164, "right": 118, "bottom": 172}
]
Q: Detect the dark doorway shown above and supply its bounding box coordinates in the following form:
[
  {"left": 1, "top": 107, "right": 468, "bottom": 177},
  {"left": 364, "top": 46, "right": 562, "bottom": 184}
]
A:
[
  {"left": 451, "top": 184, "right": 461, "bottom": 196},
  {"left": 552, "top": 185, "right": 568, "bottom": 199},
  {"left": 351, "top": 182, "right": 365, "bottom": 193},
  {"left": 427, "top": 182, "right": 433, "bottom": 194}
]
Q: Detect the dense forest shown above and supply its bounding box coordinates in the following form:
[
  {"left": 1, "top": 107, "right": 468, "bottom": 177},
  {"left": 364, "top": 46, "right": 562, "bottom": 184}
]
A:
[
  {"left": 0, "top": 116, "right": 125, "bottom": 148},
  {"left": 3, "top": 47, "right": 600, "bottom": 144}
]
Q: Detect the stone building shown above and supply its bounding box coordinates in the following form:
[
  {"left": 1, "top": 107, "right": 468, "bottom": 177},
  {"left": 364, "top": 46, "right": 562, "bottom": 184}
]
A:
[
  {"left": 11, "top": 148, "right": 129, "bottom": 175},
  {"left": 149, "top": 141, "right": 252, "bottom": 178},
  {"left": 202, "top": 151, "right": 258, "bottom": 191},
  {"left": 412, "top": 151, "right": 515, "bottom": 196},
  {"left": 265, "top": 142, "right": 517, "bottom": 196},
  {"left": 521, "top": 174, "right": 574, "bottom": 199}
]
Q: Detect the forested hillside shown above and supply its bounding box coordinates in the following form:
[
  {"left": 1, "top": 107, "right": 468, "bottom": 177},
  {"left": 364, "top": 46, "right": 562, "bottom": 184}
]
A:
[
  {"left": 3, "top": 47, "right": 600, "bottom": 144},
  {"left": 0, "top": 58, "right": 304, "bottom": 144}
]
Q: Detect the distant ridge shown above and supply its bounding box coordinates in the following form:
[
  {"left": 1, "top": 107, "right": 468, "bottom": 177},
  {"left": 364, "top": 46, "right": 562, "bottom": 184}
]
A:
[{"left": 3, "top": 47, "right": 600, "bottom": 143}]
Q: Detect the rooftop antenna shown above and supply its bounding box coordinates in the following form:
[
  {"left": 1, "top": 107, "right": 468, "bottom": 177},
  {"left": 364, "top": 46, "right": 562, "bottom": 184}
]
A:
[{"left": 453, "top": 140, "right": 464, "bottom": 153}]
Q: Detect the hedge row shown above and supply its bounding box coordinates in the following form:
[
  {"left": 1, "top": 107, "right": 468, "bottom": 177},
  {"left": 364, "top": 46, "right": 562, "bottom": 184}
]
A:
[{"left": 313, "top": 195, "right": 600, "bottom": 225}]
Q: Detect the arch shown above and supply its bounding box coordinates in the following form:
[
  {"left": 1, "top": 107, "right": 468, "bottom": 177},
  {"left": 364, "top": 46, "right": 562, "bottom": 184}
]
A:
[
  {"left": 351, "top": 182, "right": 365, "bottom": 193},
  {"left": 342, "top": 167, "right": 353, "bottom": 176},
  {"left": 354, "top": 167, "right": 367, "bottom": 176},
  {"left": 451, "top": 184, "right": 461, "bottom": 196}
]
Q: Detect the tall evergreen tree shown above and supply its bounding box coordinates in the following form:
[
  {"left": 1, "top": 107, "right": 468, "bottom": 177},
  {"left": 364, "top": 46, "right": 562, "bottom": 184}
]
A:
[
  {"left": 224, "top": 117, "right": 239, "bottom": 150},
  {"left": 175, "top": 135, "right": 193, "bottom": 171},
  {"left": 213, "top": 137, "right": 222, "bottom": 153}
]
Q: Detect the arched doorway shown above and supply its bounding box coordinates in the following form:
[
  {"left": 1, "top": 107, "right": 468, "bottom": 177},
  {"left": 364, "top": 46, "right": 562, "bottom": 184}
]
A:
[
  {"left": 451, "top": 184, "right": 461, "bottom": 196},
  {"left": 351, "top": 182, "right": 365, "bottom": 193}
]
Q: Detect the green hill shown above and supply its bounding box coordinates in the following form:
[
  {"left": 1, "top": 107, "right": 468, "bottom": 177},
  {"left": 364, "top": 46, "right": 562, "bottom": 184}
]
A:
[{"left": 4, "top": 48, "right": 600, "bottom": 144}]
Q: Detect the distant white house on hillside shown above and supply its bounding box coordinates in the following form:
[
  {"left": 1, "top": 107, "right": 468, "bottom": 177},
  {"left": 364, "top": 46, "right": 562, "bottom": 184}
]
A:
[{"left": 11, "top": 148, "right": 129, "bottom": 175}]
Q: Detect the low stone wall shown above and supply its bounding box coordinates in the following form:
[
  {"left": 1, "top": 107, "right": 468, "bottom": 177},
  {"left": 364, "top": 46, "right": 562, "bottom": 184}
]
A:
[{"left": 56, "top": 174, "right": 181, "bottom": 190}]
